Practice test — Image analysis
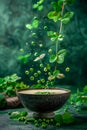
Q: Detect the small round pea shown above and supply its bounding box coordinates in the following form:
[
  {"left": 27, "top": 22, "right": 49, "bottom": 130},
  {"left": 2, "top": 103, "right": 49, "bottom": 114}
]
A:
[
  {"left": 41, "top": 79, "right": 45, "bottom": 83},
  {"left": 37, "top": 70, "right": 41, "bottom": 74},
  {"left": 20, "top": 48, "right": 24, "bottom": 52},
  {"left": 42, "top": 122, "right": 47, "bottom": 128},
  {"left": 38, "top": 118, "right": 42, "bottom": 122},
  {"left": 50, "top": 118, "right": 54, "bottom": 122},
  {"left": 48, "top": 49, "right": 52, "bottom": 53},
  {"left": 35, "top": 122, "right": 39, "bottom": 127},
  {"left": 25, "top": 70, "right": 29, "bottom": 75},
  {"left": 32, "top": 33, "right": 36, "bottom": 36},
  {"left": 34, "top": 52, "right": 38, "bottom": 56},
  {"left": 37, "top": 80, "right": 41, "bottom": 83},
  {"left": 40, "top": 64, "right": 44, "bottom": 68},
  {"left": 30, "top": 76, "right": 34, "bottom": 80},
  {"left": 31, "top": 41, "right": 36, "bottom": 45},
  {"left": 65, "top": 67, "right": 70, "bottom": 72},
  {"left": 18, "top": 117, "right": 26, "bottom": 121},
  {"left": 30, "top": 68, "right": 34, "bottom": 72},
  {"left": 34, "top": 73, "right": 38, "bottom": 77},
  {"left": 44, "top": 26, "right": 48, "bottom": 30},
  {"left": 39, "top": 44, "right": 43, "bottom": 48},
  {"left": 56, "top": 122, "right": 60, "bottom": 127},
  {"left": 46, "top": 119, "right": 50, "bottom": 124},
  {"left": 44, "top": 67, "right": 47, "bottom": 72}
]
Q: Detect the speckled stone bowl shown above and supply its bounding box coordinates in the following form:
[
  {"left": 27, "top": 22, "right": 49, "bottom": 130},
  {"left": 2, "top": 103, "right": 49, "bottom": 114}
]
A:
[{"left": 18, "top": 88, "right": 70, "bottom": 118}]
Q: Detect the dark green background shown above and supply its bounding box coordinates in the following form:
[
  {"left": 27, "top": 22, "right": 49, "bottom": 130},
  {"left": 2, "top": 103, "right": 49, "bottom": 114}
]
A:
[{"left": 0, "top": 0, "right": 87, "bottom": 88}]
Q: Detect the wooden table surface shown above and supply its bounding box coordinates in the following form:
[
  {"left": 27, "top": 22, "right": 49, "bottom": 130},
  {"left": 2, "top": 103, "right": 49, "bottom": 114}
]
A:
[{"left": 0, "top": 108, "right": 87, "bottom": 130}]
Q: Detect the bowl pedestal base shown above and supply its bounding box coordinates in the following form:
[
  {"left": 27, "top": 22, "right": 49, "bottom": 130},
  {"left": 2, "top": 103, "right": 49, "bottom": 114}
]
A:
[{"left": 33, "top": 112, "right": 55, "bottom": 119}]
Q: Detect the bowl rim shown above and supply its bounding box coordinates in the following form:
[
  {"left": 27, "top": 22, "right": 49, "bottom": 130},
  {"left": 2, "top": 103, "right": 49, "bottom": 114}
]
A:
[{"left": 17, "top": 88, "right": 71, "bottom": 96}]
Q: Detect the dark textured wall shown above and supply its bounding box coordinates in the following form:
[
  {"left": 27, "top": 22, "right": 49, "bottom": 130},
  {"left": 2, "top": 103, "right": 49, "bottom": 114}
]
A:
[{"left": 0, "top": 0, "right": 87, "bottom": 87}]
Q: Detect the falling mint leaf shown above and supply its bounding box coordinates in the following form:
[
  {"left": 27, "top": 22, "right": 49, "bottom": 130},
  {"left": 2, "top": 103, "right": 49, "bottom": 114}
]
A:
[
  {"left": 26, "top": 24, "right": 32, "bottom": 29},
  {"left": 49, "top": 54, "right": 57, "bottom": 63},
  {"left": 53, "top": 70, "right": 60, "bottom": 77},
  {"left": 58, "top": 49, "right": 67, "bottom": 55},
  {"left": 32, "top": 19, "right": 39, "bottom": 28},
  {"left": 18, "top": 54, "right": 31, "bottom": 64},
  {"left": 38, "top": 5, "right": 43, "bottom": 11},
  {"left": 61, "top": 12, "right": 74, "bottom": 24}
]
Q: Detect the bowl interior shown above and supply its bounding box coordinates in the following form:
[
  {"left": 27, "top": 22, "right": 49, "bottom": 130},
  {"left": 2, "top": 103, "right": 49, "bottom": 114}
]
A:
[{"left": 18, "top": 88, "right": 70, "bottom": 95}]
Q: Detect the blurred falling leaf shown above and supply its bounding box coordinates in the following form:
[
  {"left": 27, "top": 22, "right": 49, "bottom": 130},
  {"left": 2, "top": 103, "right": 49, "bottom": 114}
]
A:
[{"left": 18, "top": 54, "right": 31, "bottom": 64}]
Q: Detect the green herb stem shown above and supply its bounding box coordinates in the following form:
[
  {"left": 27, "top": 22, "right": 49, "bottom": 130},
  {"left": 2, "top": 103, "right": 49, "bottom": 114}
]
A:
[
  {"left": 56, "top": 2, "right": 65, "bottom": 55},
  {"left": 55, "top": 2, "right": 65, "bottom": 71}
]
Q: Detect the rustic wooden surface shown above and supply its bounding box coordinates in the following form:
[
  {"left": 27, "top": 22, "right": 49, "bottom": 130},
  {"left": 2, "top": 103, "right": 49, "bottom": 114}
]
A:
[{"left": 0, "top": 108, "right": 87, "bottom": 130}]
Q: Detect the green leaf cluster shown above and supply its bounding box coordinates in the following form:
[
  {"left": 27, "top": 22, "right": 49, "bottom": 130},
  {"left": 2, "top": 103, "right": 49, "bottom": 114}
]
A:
[
  {"left": 9, "top": 111, "right": 28, "bottom": 120},
  {"left": 68, "top": 86, "right": 87, "bottom": 107},
  {"left": 48, "top": 0, "right": 74, "bottom": 23},
  {"left": 0, "top": 74, "right": 28, "bottom": 98},
  {"left": 48, "top": 11, "right": 61, "bottom": 22},
  {"left": 61, "top": 12, "right": 74, "bottom": 24},
  {"left": 62, "top": 112, "right": 75, "bottom": 124},
  {"left": 32, "top": 0, "right": 44, "bottom": 11},
  {"left": 0, "top": 74, "right": 21, "bottom": 97},
  {"left": 49, "top": 49, "right": 67, "bottom": 64},
  {"left": 48, "top": 10, "right": 74, "bottom": 24},
  {"left": 26, "top": 18, "right": 39, "bottom": 30},
  {"left": 18, "top": 53, "right": 31, "bottom": 64},
  {"left": 47, "top": 31, "right": 64, "bottom": 41}
]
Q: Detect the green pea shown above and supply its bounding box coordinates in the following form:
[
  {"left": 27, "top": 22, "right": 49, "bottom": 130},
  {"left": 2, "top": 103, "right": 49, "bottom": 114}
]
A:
[
  {"left": 46, "top": 119, "right": 50, "bottom": 124},
  {"left": 44, "top": 26, "right": 48, "bottom": 30},
  {"left": 35, "top": 122, "right": 39, "bottom": 127},
  {"left": 50, "top": 118, "right": 54, "bottom": 122},
  {"left": 39, "top": 44, "right": 43, "bottom": 47},
  {"left": 32, "top": 33, "right": 36, "bottom": 36},
  {"left": 30, "top": 68, "right": 34, "bottom": 72},
  {"left": 30, "top": 76, "right": 34, "bottom": 80},
  {"left": 37, "top": 70, "right": 41, "bottom": 74},
  {"left": 34, "top": 73, "right": 38, "bottom": 77},
  {"left": 25, "top": 70, "right": 29, "bottom": 75},
  {"left": 34, "top": 120, "right": 39, "bottom": 127},
  {"left": 46, "top": 64, "right": 51, "bottom": 70},
  {"left": 43, "top": 119, "right": 46, "bottom": 122},
  {"left": 40, "top": 64, "right": 44, "bottom": 68},
  {"left": 42, "top": 122, "right": 47, "bottom": 128},
  {"left": 48, "top": 49, "right": 52, "bottom": 53},
  {"left": 41, "top": 79, "right": 45, "bottom": 83},
  {"left": 31, "top": 41, "right": 36, "bottom": 45},
  {"left": 48, "top": 72, "right": 51, "bottom": 75},
  {"left": 56, "top": 122, "right": 60, "bottom": 127},
  {"left": 34, "top": 52, "right": 38, "bottom": 56},
  {"left": 37, "top": 80, "right": 41, "bottom": 83},
  {"left": 20, "top": 48, "right": 24, "bottom": 52},
  {"left": 34, "top": 120, "right": 38, "bottom": 124},
  {"left": 44, "top": 67, "right": 47, "bottom": 72},
  {"left": 65, "top": 67, "right": 70, "bottom": 72},
  {"left": 38, "top": 118, "right": 42, "bottom": 122},
  {"left": 18, "top": 117, "right": 26, "bottom": 121}
]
